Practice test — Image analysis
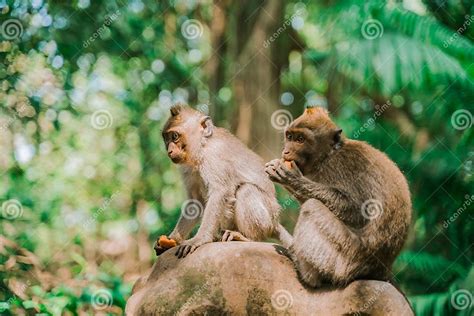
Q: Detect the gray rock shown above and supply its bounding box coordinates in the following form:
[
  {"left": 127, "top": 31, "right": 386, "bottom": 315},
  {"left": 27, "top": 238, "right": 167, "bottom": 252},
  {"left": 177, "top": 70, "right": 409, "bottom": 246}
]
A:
[{"left": 126, "top": 242, "right": 413, "bottom": 315}]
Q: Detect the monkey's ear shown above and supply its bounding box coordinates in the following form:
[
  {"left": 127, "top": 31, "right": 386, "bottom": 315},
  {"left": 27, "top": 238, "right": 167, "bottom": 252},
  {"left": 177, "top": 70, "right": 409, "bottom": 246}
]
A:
[
  {"left": 333, "top": 128, "right": 343, "bottom": 149},
  {"left": 200, "top": 116, "right": 214, "bottom": 137},
  {"left": 170, "top": 104, "right": 183, "bottom": 116}
]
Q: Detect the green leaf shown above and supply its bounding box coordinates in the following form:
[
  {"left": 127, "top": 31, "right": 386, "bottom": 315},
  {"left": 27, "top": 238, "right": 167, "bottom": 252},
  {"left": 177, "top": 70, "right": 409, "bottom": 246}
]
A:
[
  {"left": 0, "top": 302, "right": 11, "bottom": 311},
  {"left": 22, "top": 300, "right": 39, "bottom": 309}
]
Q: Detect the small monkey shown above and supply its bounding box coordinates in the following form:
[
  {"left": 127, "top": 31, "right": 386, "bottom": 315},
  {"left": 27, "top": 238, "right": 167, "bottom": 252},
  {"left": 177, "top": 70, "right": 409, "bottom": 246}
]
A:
[
  {"left": 265, "top": 106, "right": 412, "bottom": 287},
  {"left": 157, "top": 104, "right": 292, "bottom": 258}
]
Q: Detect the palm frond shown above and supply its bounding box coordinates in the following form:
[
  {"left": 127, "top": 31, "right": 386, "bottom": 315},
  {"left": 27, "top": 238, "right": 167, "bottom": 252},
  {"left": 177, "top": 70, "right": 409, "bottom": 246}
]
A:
[
  {"left": 331, "top": 34, "right": 473, "bottom": 98},
  {"left": 380, "top": 6, "right": 474, "bottom": 61},
  {"left": 309, "top": 1, "right": 474, "bottom": 61},
  {"left": 394, "top": 251, "right": 468, "bottom": 286},
  {"left": 409, "top": 287, "right": 473, "bottom": 316}
]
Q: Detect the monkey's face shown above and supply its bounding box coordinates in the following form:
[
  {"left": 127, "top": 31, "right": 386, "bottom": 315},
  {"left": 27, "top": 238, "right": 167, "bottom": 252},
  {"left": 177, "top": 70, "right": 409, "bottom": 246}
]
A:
[
  {"left": 282, "top": 108, "right": 343, "bottom": 171},
  {"left": 283, "top": 126, "right": 339, "bottom": 171},
  {"left": 162, "top": 105, "right": 215, "bottom": 165},
  {"left": 163, "top": 128, "right": 188, "bottom": 164},
  {"left": 282, "top": 127, "right": 317, "bottom": 170}
]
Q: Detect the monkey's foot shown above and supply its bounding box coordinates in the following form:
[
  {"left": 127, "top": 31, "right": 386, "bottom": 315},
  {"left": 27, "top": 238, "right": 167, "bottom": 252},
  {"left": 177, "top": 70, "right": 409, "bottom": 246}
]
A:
[
  {"left": 175, "top": 237, "right": 210, "bottom": 259},
  {"left": 175, "top": 244, "right": 199, "bottom": 258},
  {"left": 221, "top": 230, "right": 250, "bottom": 242}
]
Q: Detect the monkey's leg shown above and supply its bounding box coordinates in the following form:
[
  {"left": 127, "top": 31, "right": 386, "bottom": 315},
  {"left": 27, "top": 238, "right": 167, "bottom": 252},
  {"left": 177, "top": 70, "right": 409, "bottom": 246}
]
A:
[
  {"left": 290, "top": 200, "right": 330, "bottom": 287},
  {"left": 294, "top": 257, "right": 323, "bottom": 288},
  {"left": 221, "top": 230, "right": 250, "bottom": 242},
  {"left": 175, "top": 191, "right": 228, "bottom": 258},
  {"left": 218, "top": 195, "right": 241, "bottom": 242},
  {"left": 222, "top": 225, "right": 293, "bottom": 246},
  {"left": 219, "top": 196, "right": 237, "bottom": 230},
  {"left": 274, "top": 223, "right": 293, "bottom": 249},
  {"left": 234, "top": 184, "right": 275, "bottom": 241},
  {"left": 291, "top": 198, "right": 364, "bottom": 286}
]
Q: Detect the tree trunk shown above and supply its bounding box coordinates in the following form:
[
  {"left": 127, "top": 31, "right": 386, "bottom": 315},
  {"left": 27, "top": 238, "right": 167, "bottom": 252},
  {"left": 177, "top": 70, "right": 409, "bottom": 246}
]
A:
[
  {"left": 232, "top": 0, "right": 284, "bottom": 160},
  {"left": 206, "top": 0, "right": 286, "bottom": 160}
]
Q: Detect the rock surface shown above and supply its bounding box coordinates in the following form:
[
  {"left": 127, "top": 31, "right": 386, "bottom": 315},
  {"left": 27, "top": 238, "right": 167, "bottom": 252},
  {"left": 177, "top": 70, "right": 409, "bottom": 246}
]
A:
[{"left": 126, "top": 242, "right": 413, "bottom": 315}]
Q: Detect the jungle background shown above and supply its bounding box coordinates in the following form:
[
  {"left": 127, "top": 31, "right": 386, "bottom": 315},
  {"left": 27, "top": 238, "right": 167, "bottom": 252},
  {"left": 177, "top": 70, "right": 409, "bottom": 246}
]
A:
[{"left": 0, "top": 0, "right": 473, "bottom": 315}]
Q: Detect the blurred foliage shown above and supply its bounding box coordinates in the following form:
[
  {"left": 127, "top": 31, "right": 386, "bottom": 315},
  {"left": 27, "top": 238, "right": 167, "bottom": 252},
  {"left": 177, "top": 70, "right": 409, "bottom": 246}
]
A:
[{"left": 0, "top": 0, "right": 472, "bottom": 315}]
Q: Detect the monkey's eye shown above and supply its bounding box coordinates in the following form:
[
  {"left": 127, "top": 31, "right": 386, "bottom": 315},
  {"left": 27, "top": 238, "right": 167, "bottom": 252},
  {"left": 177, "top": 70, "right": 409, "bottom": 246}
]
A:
[
  {"left": 296, "top": 135, "right": 304, "bottom": 143},
  {"left": 286, "top": 134, "right": 293, "bottom": 141},
  {"left": 171, "top": 132, "right": 179, "bottom": 142}
]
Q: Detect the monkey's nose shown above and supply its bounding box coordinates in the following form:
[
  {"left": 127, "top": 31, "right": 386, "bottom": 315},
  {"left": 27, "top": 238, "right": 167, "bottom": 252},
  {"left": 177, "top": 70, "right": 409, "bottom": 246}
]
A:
[{"left": 283, "top": 150, "right": 290, "bottom": 155}]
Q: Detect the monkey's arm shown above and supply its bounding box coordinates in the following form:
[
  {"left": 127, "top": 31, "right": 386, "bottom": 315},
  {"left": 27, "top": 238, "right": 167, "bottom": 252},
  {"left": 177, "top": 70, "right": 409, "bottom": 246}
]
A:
[
  {"left": 286, "top": 177, "right": 352, "bottom": 211},
  {"left": 155, "top": 204, "right": 201, "bottom": 256},
  {"left": 169, "top": 214, "right": 201, "bottom": 244},
  {"left": 175, "top": 189, "right": 227, "bottom": 258},
  {"left": 265, "top": 159, "right": 353, "bottom": 212},
  {"left": 169, "top": 169, "right": 205, "bottom": 243}
]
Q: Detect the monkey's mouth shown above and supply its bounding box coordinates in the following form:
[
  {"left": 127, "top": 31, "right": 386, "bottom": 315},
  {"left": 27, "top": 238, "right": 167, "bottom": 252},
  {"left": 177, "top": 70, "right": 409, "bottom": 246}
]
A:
[
  {"left": 293, "top": 160, "right": 301, "bottom": 168},
  {"left": 282, "top": 154, "right": 297, "bottom": 163},
  {"left": 283, "top": 157, "right": 302, "bottom": 171},
  {"left": 170, "top": 157, "right": 183, "bottom": 164}
]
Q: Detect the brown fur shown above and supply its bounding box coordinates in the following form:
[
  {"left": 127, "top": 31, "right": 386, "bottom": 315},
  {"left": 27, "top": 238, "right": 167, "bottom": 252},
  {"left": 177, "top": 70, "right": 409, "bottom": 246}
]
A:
[
  {"left": 265, "top": 106, "right": 412, "bottom": 287},
  {"left": 160, "top": 104, "right": 292, "bottom": 258}
]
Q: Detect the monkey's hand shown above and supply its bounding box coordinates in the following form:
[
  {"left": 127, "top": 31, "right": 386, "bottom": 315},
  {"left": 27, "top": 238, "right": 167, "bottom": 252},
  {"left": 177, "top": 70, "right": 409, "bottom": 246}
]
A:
[
  {"left": 175, "top": 236, "right": 211, "bottom": 259},
  {"left": 154, "top": 243, "right": 168, "bottom": 256},
  {"left": 265, "top": 159, "right": 303, "bottom": 187},
  {"left": 265, "top": 159, "right": 283, "bottom": 183}
]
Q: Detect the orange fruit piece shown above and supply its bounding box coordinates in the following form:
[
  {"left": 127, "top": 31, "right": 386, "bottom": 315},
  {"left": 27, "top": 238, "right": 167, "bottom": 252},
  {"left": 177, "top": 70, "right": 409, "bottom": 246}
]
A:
[
  {"left": 284, "top": 160, "right": 293, "bottom": 169},
  {"left": 158, "top": 235, "right": 177, "bottom": 249}
]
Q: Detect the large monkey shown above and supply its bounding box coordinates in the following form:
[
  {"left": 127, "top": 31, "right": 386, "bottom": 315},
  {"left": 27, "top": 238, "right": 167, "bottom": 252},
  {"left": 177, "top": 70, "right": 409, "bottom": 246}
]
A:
[
  {"left": 265, "top": 106, "right": 412, "bottom": 287},
  {"left": 157, "top": 104, "right": 292, "bottom": 258}
]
